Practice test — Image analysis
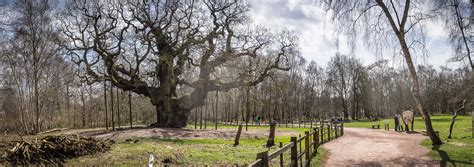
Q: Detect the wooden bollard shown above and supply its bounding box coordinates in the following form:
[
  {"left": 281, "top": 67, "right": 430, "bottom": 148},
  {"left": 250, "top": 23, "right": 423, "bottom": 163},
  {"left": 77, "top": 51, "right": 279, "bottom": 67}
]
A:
[{"left": 234, "top": 124, "right": 243, "bottom": 147}]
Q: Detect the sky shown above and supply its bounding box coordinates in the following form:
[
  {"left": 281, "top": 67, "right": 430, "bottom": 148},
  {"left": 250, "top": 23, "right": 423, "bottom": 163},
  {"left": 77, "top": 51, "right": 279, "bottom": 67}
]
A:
[
  {"left": 0, "top": 0, "right": 461, "bottom": 69},
  {"left": 248, "top": 0, "right": 459, "bottom": 69}
]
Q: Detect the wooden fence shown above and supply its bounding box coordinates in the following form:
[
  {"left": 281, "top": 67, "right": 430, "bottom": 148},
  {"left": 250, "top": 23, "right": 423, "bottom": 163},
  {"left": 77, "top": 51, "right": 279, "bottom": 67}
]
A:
[{"left": 249, "top": 122, "right": 344, "bottom": 167}]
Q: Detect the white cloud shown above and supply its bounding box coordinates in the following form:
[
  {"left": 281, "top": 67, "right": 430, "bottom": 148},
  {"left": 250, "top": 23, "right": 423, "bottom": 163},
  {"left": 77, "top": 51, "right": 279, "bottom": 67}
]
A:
[{"left": 248, "top": 0, "right": 456, "bottom": 69}]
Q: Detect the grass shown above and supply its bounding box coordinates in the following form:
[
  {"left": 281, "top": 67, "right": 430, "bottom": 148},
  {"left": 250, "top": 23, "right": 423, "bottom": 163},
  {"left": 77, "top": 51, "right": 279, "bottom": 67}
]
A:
[
  {"left": 67, "top": 125, "right": 329, "bottom": 166},
  {"left": 345, "top": 115, "right": 474, "bottom": 166}
]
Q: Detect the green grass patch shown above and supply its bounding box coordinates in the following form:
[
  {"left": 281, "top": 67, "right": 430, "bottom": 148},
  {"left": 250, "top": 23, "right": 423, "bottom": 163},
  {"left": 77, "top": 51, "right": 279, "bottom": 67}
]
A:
[
  {"left": 345, "top": 115, "right": 474, "bottom": 165},
  {"left": 67, "top": 126, "right": 329, "bottom": 166}
]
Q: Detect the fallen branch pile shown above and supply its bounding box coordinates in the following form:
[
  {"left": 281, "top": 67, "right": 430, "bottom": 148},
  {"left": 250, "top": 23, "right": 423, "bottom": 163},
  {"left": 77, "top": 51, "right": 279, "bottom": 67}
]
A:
[{"left": 2, "top": 135, "right": 111, "bottom": 165}]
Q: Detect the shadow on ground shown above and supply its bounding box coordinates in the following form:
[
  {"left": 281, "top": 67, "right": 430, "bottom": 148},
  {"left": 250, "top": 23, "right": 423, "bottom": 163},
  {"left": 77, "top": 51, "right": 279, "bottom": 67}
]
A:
[{"left": 431, "top": 145, "right": 473, "bottom": 167}]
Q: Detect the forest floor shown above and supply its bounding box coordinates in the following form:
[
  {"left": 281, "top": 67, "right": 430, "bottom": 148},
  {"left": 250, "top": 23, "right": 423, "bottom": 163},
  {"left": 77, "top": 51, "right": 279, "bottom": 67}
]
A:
[{"left": 323, "top": 127, "right": 437, "bottom": 166}]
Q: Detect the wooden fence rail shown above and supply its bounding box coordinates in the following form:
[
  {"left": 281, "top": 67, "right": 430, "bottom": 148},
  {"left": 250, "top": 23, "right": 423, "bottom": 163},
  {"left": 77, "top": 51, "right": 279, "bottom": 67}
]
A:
[{"left": 249, "top": 122, "right": 344, "bottom": 167}]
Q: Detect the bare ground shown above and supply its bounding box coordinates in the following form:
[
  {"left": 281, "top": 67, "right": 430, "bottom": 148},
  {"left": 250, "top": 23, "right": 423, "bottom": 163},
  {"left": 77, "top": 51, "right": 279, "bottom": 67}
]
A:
[
  {"left": 58, "top": 127, "right": 300, "bottom": 140},
  {"left": 323, "top": 128, "right": 439, "bottom": 167}
]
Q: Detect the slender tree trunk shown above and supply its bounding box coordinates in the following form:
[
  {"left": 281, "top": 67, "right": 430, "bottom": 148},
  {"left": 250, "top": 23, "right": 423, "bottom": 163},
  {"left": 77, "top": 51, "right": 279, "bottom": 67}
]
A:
[
  {"left": 398, "top": 35, "right": 443, "bottom": 145},
  {"left": 104, "top": 81, "right": 108, "bottom": 130},
  {"left": 129, "top": 91, "right": 132, "bottom": 128},
  {"left": 33, "top": 58, "right": 40, "bottom": 133},
  {"left": 88, "top": 85, "right": 93, "bottom": 127},
  {"left": 117, "top": 87, "right": 121, "bottom": 129},
  {"left": 215, "top": 91, "right": 219, "bottom": 130},
  {"left": 453, "top": 0, "right": 473, "bottom": 69},
  {"left": 194, "top": 108, "right": 198, "bottom": 129},
  {"left": 449, "top": 101, "right": 465, "bottom": 138},
  {"left": 66, "top": 84, "right": 71, "bottom": 128},
  {"left": 245, "top": 86, "right": 250, "bottom": 131},
  {"left": 80, "top": 84, "right": 86, "bottom": 128},
  {"left": 111, "top": 85, "right": 115, "bottom": 130},
  {"left": 200, "top": 103, "right": 203, "bottom": 129},
  {"left": 204, "top": 98, "right": 208, "bottom": 129},
  {"left": 375, "top": 0, "right": 443, "bottom": 145}
]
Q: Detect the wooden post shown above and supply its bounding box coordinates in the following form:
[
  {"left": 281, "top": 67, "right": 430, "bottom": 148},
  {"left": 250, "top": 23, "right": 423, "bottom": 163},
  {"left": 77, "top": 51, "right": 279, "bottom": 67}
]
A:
[
  {"left": 266, "top": 120, "right": 276, "bottom": 147},
  {"left": 304, "top": 131, "right": 310, "bottom": 166},
  {"left": 320, "top": 125, "right": 324, "bottom": 143},
  {"left": 290, "top": 137, "right": 298, "bottom": 167},
  {"left": 335, "top": 125, "right": 338, "bottom": 137},
  {"left": 313, "top": 128, "right": 319, "bottom": 156},
  {"left": 234, "top": 124, "right": 243, "bottom": 147},
  {"left": 327, "top": 124, "right": 331, "bottom": 141},
  {"left": 341, "top": 123, "right": 344, "bottom": 136},
  {"left": 256, "top": 151, "right": 269, "bottom": 167},
  {"left": 279, "top": 142, "right": 284, "bottom": 167}
]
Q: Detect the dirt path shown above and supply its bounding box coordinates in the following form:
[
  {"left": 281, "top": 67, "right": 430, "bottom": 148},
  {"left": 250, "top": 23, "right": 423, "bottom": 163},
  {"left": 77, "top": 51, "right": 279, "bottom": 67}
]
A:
[
  {"left": 60, "top": 127, "right": 300, "bottom": 140},
  {"left": 323, "top": 128, "right": 439, "bottom": 166}
]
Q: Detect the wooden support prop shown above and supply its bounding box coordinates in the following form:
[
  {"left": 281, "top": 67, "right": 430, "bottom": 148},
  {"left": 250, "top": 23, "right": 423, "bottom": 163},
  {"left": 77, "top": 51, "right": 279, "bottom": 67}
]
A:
[
  {"left": 234, "top": 124, "right": 243, "bottom": 147},
  {"left": 266, "top": 121, "right": 276, "bottom": 147},
  {"left": 290, "top": 137, "right": 298, "bottom": 167}
]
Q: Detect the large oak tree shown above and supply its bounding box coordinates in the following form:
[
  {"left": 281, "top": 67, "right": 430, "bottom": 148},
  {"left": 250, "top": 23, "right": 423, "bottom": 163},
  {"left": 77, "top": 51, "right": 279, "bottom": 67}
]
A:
[{"left": 60, "top": 1, "right": 297, "bottom": 128}]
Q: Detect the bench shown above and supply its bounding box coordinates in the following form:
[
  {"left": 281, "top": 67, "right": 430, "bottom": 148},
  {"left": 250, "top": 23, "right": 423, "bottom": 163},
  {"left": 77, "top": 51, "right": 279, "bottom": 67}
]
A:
[{"left": 372, "top": 124, "right": 380, "bottom": 129}]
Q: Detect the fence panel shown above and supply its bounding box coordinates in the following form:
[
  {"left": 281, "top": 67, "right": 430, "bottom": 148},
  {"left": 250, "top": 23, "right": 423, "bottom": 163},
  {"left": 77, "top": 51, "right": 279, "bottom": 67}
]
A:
[{"left": 250, "top": 122, "right": 344, "bottom": 167}]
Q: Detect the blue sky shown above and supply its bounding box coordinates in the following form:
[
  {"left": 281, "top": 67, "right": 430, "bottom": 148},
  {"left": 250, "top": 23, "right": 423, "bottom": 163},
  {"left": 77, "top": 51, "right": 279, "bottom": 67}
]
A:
[{"left": 248, "top": 0, "right": 459, "bottom": 69}]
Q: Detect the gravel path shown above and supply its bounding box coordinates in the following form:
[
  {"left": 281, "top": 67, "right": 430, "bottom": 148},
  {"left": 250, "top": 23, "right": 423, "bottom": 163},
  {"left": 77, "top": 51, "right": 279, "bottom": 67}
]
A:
[{"left": 323, "top": 128, "right": 439, "bottom": 166}]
